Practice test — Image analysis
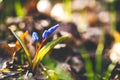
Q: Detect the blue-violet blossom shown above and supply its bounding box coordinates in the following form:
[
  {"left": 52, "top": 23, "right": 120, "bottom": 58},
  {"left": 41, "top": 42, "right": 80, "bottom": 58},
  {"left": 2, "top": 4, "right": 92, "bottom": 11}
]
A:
[
  {"left": 42, "top": 24, "right": 59, "bottom": 39},
  {"left": 32, "top": 32, "right": 39, "bottom": 43}
]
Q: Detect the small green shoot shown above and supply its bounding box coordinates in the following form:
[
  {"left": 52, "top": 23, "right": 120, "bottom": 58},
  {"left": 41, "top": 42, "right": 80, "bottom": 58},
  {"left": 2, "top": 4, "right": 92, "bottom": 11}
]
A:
[
  {"left": 9, "top": 24, "right": 69, "bottom": 78},
  {"left": 32, "top": 36, "right": 68, "bottom": 71}
]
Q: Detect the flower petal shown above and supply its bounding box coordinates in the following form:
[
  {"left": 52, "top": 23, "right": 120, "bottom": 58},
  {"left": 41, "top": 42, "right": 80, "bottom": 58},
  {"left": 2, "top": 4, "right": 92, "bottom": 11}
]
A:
[
  {"left": 48, "top": 24, "right": 59, "bottom": 33},
  {"left": 42, "top": 24, "right": 59, "bottom": 39},
  {"left": 42, "top": 30, "right": 49, "bottom": 39},
  {"left": 32, "top": 32, "right": 39, "bottom": 42}
]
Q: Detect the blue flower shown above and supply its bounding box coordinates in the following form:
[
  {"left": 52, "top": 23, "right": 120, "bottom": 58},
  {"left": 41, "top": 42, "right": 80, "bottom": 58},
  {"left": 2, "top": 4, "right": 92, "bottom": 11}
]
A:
[
  {"left": 42, "top": 24, "right": 59, "bottom": 39},
  {"left": 32, "top": 32, "right": 39, "bottom": 43}
]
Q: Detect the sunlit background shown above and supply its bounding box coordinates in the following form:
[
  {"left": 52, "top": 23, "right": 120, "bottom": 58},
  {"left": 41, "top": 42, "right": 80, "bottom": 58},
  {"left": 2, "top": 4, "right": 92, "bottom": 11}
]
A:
[{"left": 0, "top": 0, "right": 120, "bottom": 80}]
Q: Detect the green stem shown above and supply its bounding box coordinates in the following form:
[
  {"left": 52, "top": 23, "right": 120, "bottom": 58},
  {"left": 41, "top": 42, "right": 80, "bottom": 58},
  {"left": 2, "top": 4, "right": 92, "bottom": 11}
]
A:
[
  {"left": 79, "top": 47, "right": 94, "bottom": 80},
  {"left": 95, "top": 28, "right": 104, "bottom": 74}
]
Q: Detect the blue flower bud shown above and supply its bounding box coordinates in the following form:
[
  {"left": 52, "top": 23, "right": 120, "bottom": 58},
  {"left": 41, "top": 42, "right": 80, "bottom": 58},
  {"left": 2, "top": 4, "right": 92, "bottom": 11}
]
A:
[
  {"left": 42, "top": 24, "right": 59, "bottom": 39},
  {"left": 32, "top": 32, "right": 39, "bottom": 43},
  {"left": 42, "top": 30, "right": 49, "bottom": 39}
]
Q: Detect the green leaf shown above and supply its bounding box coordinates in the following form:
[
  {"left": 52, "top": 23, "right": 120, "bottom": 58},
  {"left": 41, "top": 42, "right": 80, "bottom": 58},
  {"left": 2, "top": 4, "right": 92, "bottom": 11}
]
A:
[
  {"left": 55, "top": 65, "right": 72, "bottom": 80},
  {"left": 33, "top": 36, "right": 68, "bottom": 70},
  {"left": 9, "top": 29, "right": 32, "bottom": 66},
  {"left": 79, "top": 47, "right": 94, "bottom": 80},
  {"left": 103, "top": 62, "right": 117, "bottom": 80},
  {"left": 43, "top": 56, "right": 72, "bottom": 80},
  {"left": 14, "top": 0, "right": 25, "bottom": 17},
  {"left": 47, "top": 70, "right": 58, "bottom": 80},
  {"left": 95, "top": 27, "right": 104, "bottom": 74},
  {"left": 42, "top": 55, "right": 57, "bottom": 69},
  {"left": 37, "top": 36, "right": 68, "bottom": 62}
]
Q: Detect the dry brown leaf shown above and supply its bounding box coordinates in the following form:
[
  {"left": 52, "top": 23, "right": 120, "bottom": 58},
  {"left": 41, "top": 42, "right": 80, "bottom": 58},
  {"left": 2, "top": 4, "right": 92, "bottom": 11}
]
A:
[{"left": 0, "top": 43, "right": 15, "bottom": 57}]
